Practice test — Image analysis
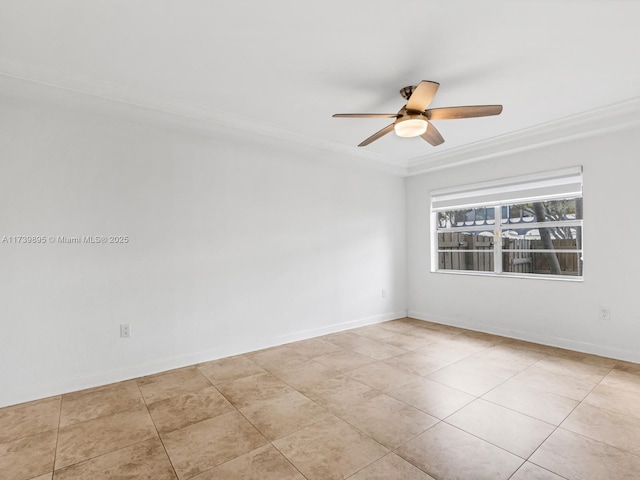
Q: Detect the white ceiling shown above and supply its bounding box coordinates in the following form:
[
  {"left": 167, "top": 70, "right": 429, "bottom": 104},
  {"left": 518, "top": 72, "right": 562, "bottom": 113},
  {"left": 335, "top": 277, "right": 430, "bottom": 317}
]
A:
[{"left": 1, "top": 0, "right": 639, "bottom": 172}]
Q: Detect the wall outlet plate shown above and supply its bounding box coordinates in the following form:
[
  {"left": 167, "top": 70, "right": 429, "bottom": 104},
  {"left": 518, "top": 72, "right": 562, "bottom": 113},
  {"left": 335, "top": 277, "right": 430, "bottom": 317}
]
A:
[
  {"left": 120, "top": 324, "right": 131, "bottom": 337},
  {"left": 598, "top": 307, "right": 611, "bottom": 321}
]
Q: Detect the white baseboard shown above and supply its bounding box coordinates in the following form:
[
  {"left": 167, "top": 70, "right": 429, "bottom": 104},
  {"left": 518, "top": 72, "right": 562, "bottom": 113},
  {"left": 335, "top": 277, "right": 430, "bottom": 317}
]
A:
[
  {"left": 1, "top": 310, "right": 406, "bottom": 408},
  {"left": 271, "top": 310, "right": 407, "bottom": 345},
  {"left": 408, "top": 310, "right": 640, "bottom": 364}
]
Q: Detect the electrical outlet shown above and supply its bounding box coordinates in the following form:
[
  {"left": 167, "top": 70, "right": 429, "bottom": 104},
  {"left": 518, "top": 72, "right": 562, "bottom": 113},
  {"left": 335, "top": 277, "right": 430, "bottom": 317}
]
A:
[
  {"left": 381, "top": 288, "right": 387, "bottom": 298},
  {"left": 598, "top": 307, "right": 611, "bottom": 321},
  {"left": 120, "top": 324, "right": 131, "bottom": 337}
]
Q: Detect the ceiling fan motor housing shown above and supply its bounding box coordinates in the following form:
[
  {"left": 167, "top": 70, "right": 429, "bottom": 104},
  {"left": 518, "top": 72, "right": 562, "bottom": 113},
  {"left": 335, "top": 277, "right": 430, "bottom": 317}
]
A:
[{"left": 399, "top": 85, "right": 417, "bottom": 100}]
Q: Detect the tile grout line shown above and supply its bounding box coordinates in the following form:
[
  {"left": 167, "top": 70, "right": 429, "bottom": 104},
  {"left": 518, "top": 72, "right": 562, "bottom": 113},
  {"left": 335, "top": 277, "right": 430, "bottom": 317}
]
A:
[
  {"left": 519, "top": 361, "right": 618, "bottom": 478},
  {"left": 187, "top": 359, "right": 313, "bottom": 479},
  {"left": 376, "top": 331, "right": 585, "bottom": 479},
  {"left": 234, "top": 353, "right": 407, "bottom": 480},
  {"left": 51, "top": 394, "right": 63, "bottom": 478},
  {"left": 137, "top": 374, "right": 196, "bottom": 480},
  {"left": 557, "top": 362, "right": 640, "bottom": 448}
]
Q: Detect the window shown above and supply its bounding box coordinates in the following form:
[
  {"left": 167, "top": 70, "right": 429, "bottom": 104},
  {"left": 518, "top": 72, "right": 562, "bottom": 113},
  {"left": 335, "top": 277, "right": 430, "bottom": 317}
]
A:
[{"left": 431, "top": 167, "right": 583, "bottom": 279}]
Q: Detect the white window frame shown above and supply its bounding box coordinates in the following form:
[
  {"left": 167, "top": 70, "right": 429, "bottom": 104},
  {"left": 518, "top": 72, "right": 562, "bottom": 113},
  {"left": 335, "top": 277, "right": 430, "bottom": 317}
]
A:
[{"left": 430, "top": 167, "right": 583, "bottom": 281}]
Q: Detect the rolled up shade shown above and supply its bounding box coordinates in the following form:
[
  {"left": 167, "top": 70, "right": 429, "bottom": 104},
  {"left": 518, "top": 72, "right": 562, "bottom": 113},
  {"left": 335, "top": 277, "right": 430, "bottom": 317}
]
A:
[{"left": 431, "top": 166, "right": 583, "bottom": 211}]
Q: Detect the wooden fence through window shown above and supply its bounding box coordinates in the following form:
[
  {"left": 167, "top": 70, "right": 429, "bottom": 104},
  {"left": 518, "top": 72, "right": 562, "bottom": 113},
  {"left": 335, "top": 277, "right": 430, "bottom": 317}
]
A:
[{"left": 437, "top": 233, "right": 580, "bottom": 275}]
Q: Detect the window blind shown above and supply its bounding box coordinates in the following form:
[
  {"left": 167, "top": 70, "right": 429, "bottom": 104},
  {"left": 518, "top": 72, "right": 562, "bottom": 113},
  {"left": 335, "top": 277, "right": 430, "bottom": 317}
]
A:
[{"left": 431, "top": 166, "right": 583, "bottom": 211}]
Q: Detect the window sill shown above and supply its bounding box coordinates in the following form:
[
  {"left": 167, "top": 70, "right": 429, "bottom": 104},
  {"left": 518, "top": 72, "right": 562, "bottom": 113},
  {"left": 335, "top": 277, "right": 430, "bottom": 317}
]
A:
[{"left": 431, "top": 269, "right": 584, "bottom": 282}]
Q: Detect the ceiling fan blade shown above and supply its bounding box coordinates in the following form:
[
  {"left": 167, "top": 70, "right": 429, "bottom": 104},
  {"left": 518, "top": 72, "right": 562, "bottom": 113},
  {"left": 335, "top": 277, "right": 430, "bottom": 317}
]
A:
[
  {"left": 333, "top": 113, "right": 398, "bottom": 118},
  {"left": 358, "top": 123, "right": 395, "bottom": 147},
  {"left": 426, "top": 105, "right": 503, "bottom": 120},
  {"left": 406, "top": 80, "right": 440, "bottom": 112},
  {"left": 421, "top": 121, "right": 445, "bottom": 146}
]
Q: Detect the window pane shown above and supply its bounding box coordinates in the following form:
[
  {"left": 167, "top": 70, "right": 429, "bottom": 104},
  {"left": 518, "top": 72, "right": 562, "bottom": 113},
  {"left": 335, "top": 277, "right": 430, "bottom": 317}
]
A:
[
  {"left": 437, "top": 210, "right": 470, "bottom": 228},
  {"left": 502, "top": 198, "right": 582, "bottom": 225},
  {"left": 503, "top": 251, "right": 583, "bottom": 276},
  {"left": 437, "top": 207, "right": 496, "bottom": 228},
  {"left": 502, "top": 227, "right": 582, "bottom": 250},
  {"left": 437, "top": 231, "right": 494, "bottom": 272}
]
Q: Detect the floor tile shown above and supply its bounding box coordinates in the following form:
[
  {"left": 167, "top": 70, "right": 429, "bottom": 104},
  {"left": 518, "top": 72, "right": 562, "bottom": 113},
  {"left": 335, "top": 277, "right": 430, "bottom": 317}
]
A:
[
  {"left": 382, "top": 351, "right": 450, "bottom": 376},
  {"left": 482, "top": 380, "right": 579, "bottom": 425},
  {"left": 0, "top": 396, "right": 60, "bottom": 444},
  {"left": 374, "top": 331, "right": 431, "bottom": 350},
  {"left": 347, "top": 453, "right": 435, "bottom": 480},
  {"left": 60, "top": 381, "right": 144, "bottom": 427},
  {"left": 380, "top": 319, "right": 425, "bottom": 334},
  {"left": 136, "top": 367, "right": 211, "bottom": 404},
  {"left": 425, "top": 363, "right": 509, "bottom": 396},
  {"left": 239, "top": 390, "right": 330, "bottom": 440},
  {"left": 613, "top": 360, "right": 640, "bottom": 376},
  {"left": 346, "top": 362, "right": 421, "bottom": 391},
  {"left": 29, "top": 474, "right": 53, "bottom": 480},
  {"left": 453, "top": 354, "right": 531, "bottom": 378},
  {"left": 459, "top": 330, "right": 506, "bottom": 344},
  {"left": 396, "top": 422, "right": 523, "bottom": 480},
  {"left": 161, "top": 410, "right": 267, "bottom": 479},
  {"left": 191, "top": 444, "right": 304, "bottom": 480},
  {"left": 510, "top": 461, "right": 565, "bottom": 479},
  {"left": 327, "top": 333, "right": 408, "bottom": 360},
  {"left": 284, "top": 337, "right": 344, "bottom": 358},
  {"left": 533, "top": 356, "right": 611, "bottom": 382},
  {"left": 273, "top": 416, "right": 388, "bottom": 480},
  {"left": 147, "top": 386, "right": 234, "bottom": 434},
  {"left": 425, "top": 323, "right": 464, "bottom": 335},
  {"left": 313, "top": 349, "right": 375, "bottom": 372},
  {"left": 598, "top": 368, "right": 640, "bottom": 393},
  {"left": 322, "top": 330, "right": 361, "bottom": 345},
  {"left": 337, "top": 393, "right": 438, "bottom": 449},
  {"left": 271, "top": 360, "right": 340, "bottom": 390},
  {"left": 403, "top": 325, "right": 459, "bottom": 343},
  {"left": 55, "top": 406, "right": 157, "bottom": 469},
  {"left": 473, "top": 344, "right": 546, "bottom": 366},
  {"left": 53, "top": 438, "right": 176, "bottom": 479},
  {"left": 196, "top": 355, "right": 265, "bottom": 384},
  {"left": 388, "top": 377, "right": 475, "bottom": 419},
  {"left": 530, "top": 428, "right": 640, "bottom": 480},
  {"left": 500, "top": 338, "right": 561, "bottom": 357},
  {"left": 416, "top": 339, "right": 488, "bottom": 363},
  {"left": 298, "top": 374, "right": 380, "bottom": 415},
  {"left": 215, "top": 372, "right": 293, "bottom": 409},
  {"left": 0, "top": 430, "right": 57, "bottom": 480},
  {"left": 246, "top": 346, "right": 310, "bottom": 372},
  {"left": 583, "top": 381, "right": 640, "bottom": 419},
  {"left": 352, "top": 324, "right": 398, "bottom": 342},
  {"left": 509, "top": 365, "right": 598, "bottom": 401},
  {"left": 446, "top": 399, "right": 555, "bottom": 458},
  {"left": 550, "top": 349, "right": 617, "bottom": 369},
  {"left": 561, "top": 402, "right": 640, "bottom": 456}
]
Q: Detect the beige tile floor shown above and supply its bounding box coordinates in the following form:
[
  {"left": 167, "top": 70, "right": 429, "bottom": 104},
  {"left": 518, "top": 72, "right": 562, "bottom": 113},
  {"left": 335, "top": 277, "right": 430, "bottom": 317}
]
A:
[{"left": 2, "top": 318, "right": 640, "bottom": 479}]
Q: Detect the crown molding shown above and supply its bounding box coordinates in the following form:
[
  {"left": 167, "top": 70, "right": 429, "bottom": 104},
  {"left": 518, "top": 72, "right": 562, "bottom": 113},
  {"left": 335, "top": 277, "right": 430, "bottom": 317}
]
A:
[
  {"left": 3, "top": 56, "right": 638, "bottom": 179},
  {"left": 407, "top": 97, "right": 640, "bottom": 176},
  {"left": 0, "top": 57, "right": 406, "bottom": 176}
]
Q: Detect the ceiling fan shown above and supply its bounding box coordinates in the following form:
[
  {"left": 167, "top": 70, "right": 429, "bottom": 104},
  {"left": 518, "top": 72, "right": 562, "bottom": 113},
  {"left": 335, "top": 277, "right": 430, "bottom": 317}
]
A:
[{"left": 333, "top": 80, "right": 502, "bottom": 147}]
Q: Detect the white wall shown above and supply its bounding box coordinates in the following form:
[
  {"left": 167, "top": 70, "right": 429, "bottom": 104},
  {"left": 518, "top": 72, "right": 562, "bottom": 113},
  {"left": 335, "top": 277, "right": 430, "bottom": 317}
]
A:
[
  {"left": 407, "top": 126, "right": 640, "bottom": 363},
  {"left": 0, "top": 86, "right": 407, "bottom": 407}
]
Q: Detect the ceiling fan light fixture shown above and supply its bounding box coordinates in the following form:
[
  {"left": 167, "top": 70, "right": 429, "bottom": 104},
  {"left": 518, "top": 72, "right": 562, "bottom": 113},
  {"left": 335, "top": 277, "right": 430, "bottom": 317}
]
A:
[
  {"left": 333, "top": 80, "right": 502, "bottom": 147},
  {"left": 394, "top": 116, "right": 428, "bottom": 137}
]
